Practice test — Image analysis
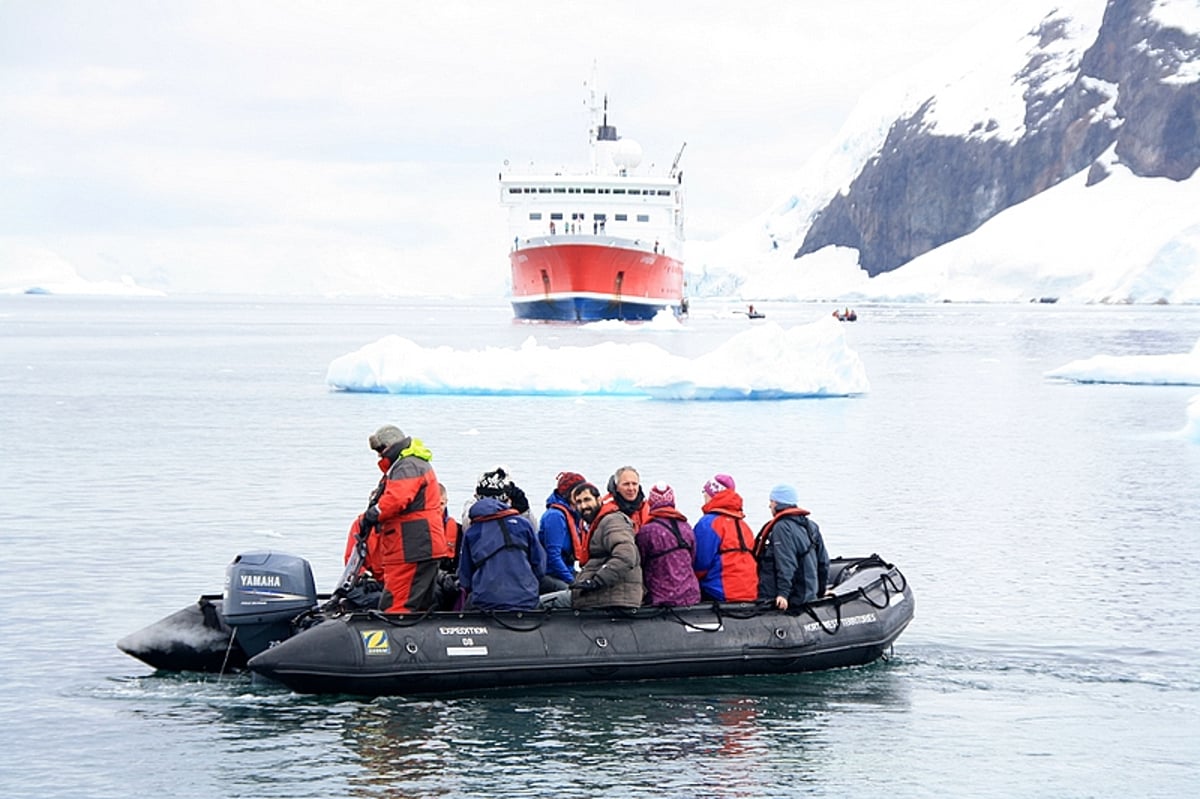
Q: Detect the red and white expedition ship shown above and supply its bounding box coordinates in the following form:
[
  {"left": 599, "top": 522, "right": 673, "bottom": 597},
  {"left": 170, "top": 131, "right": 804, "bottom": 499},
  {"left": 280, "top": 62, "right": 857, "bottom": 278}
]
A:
[{"left": 500, "top": 78, "right": 686, "bottom": 322}]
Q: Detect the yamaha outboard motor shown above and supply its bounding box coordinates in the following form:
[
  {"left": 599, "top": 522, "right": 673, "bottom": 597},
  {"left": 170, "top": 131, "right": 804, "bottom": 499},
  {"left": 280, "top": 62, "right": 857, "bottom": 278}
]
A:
[{"left": 223, "top": 551, "right": 318, "bottom": 659}]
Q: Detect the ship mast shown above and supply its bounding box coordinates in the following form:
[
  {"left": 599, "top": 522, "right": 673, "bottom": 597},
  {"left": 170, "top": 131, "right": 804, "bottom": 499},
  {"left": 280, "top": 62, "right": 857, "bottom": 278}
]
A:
[{"left": 585, "top": 65, "right": 600, "bottom": 174}]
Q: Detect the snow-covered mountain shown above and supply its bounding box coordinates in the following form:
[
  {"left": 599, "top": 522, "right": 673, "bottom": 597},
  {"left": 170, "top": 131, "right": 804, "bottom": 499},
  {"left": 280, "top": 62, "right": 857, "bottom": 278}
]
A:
[{"left": 691, "top": 0, "right": 1200, "bottom": 304}]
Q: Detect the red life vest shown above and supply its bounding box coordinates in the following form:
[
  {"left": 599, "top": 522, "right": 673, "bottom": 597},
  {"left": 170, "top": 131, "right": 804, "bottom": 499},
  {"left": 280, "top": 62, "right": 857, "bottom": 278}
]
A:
[
  {"left": 753, "top": 506, "right": 811, "bottom": 558},
  {"left": 469, "top": 508, "right": 520, "bottom": 524},
  {"left": 643, "top": 507, "right": 693, "bottom": 560},
  {"left": 548, "top": 501, "right": 588, "bottom": 567},
  {"left": 443, "top": 515, "right": 462, "bottom": 555},
  {"left": 581, "top": 502, "right": 630, "bottom": 563},
  {"left": 601, "top": 494, "right": 650, "bottom": 529},
  {"left": 705, "top": 508, "right": 758, "bottom": 601},
  {"left": 648, "top": 506, "right": 688, "bottom": 524}
]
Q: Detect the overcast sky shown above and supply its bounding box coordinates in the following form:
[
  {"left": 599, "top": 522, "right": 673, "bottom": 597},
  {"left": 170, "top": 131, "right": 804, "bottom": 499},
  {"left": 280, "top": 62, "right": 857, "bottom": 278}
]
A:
[{"left": 1, "top": 1, "right": 1013, "bottom": 294}]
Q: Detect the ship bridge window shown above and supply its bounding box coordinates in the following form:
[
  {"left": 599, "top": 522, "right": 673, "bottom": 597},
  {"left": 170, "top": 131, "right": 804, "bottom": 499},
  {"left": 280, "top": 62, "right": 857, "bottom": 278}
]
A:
[
  {"left": 582, "top": 188, "right": 596, "bottom": 194},
  {"left": 538, "top": 188, "right": 551, "bottom": 193},
  {"left": 637, "top": 214, "right": 650, "bottom": 222},
  {"left": 599, "top": 189, "right": 610, "bottom": 194},
  {"left": 508, "top": 188, "right": 522, "bottom": 194},
  {"left": 529, "top": 212, "right": 543, "bottom": 220},
  {"left": 628, "top": 189, "right": 642, "bottom": 195},
  {"left": 550, "top": 212, "right": 563, "bottom": 220},
  {"left": 613, "top": 189, "right": 626, "bottom": 194},
  {"left": 656, "top": 190, "right": 671, "bottom": 196},
  {"left": 553, "top": 188, "right": 566, "bottom": 193},
  {"left": 568, "top": 188, "right": 580, "bottom": 194},
  {"left": 615, "top": 213, "right": 628, "bottom": 221}
]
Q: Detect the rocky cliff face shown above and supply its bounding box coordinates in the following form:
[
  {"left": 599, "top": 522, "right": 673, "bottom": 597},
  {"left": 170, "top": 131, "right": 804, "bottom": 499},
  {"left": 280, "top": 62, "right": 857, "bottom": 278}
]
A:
[{"left": 797, "top": 0, "right": 1200, "bottom": 277}]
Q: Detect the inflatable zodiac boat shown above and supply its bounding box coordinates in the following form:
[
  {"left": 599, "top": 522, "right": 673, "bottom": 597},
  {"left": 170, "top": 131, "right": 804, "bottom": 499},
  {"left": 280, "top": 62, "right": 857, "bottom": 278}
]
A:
[{"left": 119, "top": 551, "right": 913, "bottom": 697}]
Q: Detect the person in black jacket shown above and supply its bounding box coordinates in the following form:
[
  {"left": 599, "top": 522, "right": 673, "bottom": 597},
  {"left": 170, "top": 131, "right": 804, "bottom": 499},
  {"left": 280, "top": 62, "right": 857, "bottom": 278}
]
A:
[{"left": 754, "top": 484, "right": 830, "bottom": 611}]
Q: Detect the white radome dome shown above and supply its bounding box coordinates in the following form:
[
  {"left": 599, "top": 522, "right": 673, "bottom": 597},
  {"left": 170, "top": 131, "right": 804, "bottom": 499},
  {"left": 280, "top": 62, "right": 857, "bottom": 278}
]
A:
[{"left": 614, "top": 138, "right": 642, "bottom": 169}]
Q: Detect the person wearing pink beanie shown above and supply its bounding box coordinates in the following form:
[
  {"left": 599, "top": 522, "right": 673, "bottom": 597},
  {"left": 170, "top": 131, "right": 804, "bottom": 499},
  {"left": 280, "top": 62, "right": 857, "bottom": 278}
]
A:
[
  {"left": 635, "top": 482, "right": 701, "bottom": 607},
  {"left": 692, "top": 474, "right": 758, "bottom": 602}
]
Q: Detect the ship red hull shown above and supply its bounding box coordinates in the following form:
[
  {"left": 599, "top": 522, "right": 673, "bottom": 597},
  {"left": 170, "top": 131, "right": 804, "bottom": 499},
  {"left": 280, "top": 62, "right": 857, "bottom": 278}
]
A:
[{"left": 510, "top": 241, "right": 684, "bottom": 322}]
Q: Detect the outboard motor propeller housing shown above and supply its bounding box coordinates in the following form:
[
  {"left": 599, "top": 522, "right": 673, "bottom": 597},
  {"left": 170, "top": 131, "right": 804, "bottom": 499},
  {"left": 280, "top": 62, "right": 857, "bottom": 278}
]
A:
[{"left": 223, "top": 551, "right": 317, "bottom": 659}]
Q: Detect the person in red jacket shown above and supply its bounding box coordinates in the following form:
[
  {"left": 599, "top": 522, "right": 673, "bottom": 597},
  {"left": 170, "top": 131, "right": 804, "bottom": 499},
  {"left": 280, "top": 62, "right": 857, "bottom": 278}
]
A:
[
  {"left": 692, "top": 473, "right": 758, "bottom": 602},
  {"left": 355, "top": 424, "right": 449, "bottom": 612}
]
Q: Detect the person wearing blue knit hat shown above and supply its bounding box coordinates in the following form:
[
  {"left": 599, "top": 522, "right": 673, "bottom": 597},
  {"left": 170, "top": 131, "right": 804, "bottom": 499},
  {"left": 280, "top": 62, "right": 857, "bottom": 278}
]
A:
[
  {"left": 754, "top": 484, "right": 830, "bottom": 611},
  {"left": 768, "top": 484, "right": 799, "bottom": 506}
]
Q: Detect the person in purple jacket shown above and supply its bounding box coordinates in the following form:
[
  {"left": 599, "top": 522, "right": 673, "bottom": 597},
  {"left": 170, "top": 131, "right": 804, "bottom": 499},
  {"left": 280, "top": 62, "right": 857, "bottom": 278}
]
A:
[{"left": 635, "top": 483, "right": 701, "bottom": 607}]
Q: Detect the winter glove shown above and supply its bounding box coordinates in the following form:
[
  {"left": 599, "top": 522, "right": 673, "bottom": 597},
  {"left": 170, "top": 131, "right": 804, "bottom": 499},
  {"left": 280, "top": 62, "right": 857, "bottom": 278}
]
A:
[
  {"left": 573, "top": 578, "right": 600, "bottom": 593},
  {"left": 507, "top": 484, "right": 530, "bottom": 514},
  {"left": 360, "top": 505, "right": 380, "bottom": 532}
]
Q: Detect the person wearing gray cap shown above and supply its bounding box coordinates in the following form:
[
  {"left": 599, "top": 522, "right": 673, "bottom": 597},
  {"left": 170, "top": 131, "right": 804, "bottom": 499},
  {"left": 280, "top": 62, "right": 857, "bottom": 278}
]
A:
[{"left": 350, "top": 424, "right": 449, "bottom": 612}]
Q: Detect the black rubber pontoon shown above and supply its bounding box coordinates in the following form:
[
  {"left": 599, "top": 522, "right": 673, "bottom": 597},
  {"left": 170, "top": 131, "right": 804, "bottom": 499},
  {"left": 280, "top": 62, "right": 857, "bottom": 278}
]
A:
[{"left": 246, "top": 555, "right": 913, "bottom": 696}]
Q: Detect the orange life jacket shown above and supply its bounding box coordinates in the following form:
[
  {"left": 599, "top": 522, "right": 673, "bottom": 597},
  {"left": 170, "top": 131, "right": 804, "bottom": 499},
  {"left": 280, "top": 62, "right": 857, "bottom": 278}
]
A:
[
  {"left": 753, "top": 506, "right": 811, "bottom": 558},
  {"left": 705, "top": 508, "right": 758, "bottom": 601},
  {"left": 548, "top": 501, "right": 588, "bottom": 567}
]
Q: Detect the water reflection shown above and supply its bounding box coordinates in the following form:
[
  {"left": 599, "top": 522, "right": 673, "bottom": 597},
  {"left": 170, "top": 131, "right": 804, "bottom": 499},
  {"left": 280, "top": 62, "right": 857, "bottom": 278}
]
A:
[
  {"left": 336, "top": 668, "right": 911, "bottom": 798},
  {"left": 98, "top": 631, "right": 909, "bottom": 797}
]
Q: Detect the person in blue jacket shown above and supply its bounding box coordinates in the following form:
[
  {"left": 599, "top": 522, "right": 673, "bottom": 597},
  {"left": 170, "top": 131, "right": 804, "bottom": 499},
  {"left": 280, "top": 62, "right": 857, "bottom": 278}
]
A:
[
  {"left": 538, "top": 471, "right": 588, "bottom": 592},
  {"left": 458, "top": 490, "right": 547, "bottom": 612}
]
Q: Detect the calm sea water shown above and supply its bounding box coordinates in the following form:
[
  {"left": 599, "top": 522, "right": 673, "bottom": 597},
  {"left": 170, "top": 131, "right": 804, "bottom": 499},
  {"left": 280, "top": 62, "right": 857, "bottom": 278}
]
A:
[{"left": 1, "top": 295, "right": 1198, "bottom": 798}]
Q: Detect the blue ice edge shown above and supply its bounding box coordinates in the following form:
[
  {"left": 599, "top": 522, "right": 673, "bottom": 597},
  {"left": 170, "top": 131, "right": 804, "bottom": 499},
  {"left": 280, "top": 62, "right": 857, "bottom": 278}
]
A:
[{"left": 328, "top": 385, "right": 861, "bottom": 401}]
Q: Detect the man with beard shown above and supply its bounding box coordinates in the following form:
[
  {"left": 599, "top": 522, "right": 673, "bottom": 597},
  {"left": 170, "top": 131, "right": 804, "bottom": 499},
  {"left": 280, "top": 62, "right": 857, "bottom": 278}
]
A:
[
  {"left": 538, "top": 481, "right": 643, "bottom": 610},
  {"left": 570, "top": 481, "right": 643, "bottom": 609}
]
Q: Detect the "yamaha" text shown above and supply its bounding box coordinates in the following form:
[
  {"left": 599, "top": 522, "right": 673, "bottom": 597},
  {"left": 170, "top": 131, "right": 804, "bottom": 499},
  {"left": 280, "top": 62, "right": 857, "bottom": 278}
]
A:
[{"left": 240, "top": 574, "right": 282, "bottom": 588}]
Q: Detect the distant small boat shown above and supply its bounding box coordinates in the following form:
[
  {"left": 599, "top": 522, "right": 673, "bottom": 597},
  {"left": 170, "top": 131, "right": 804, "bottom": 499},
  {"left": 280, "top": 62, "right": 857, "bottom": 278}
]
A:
[
  {"left": 742, "top": 305, "right": 765, "bottom": 319},
  {"left": 833, "top": 308, "right": 857, "bottom": 322}
]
